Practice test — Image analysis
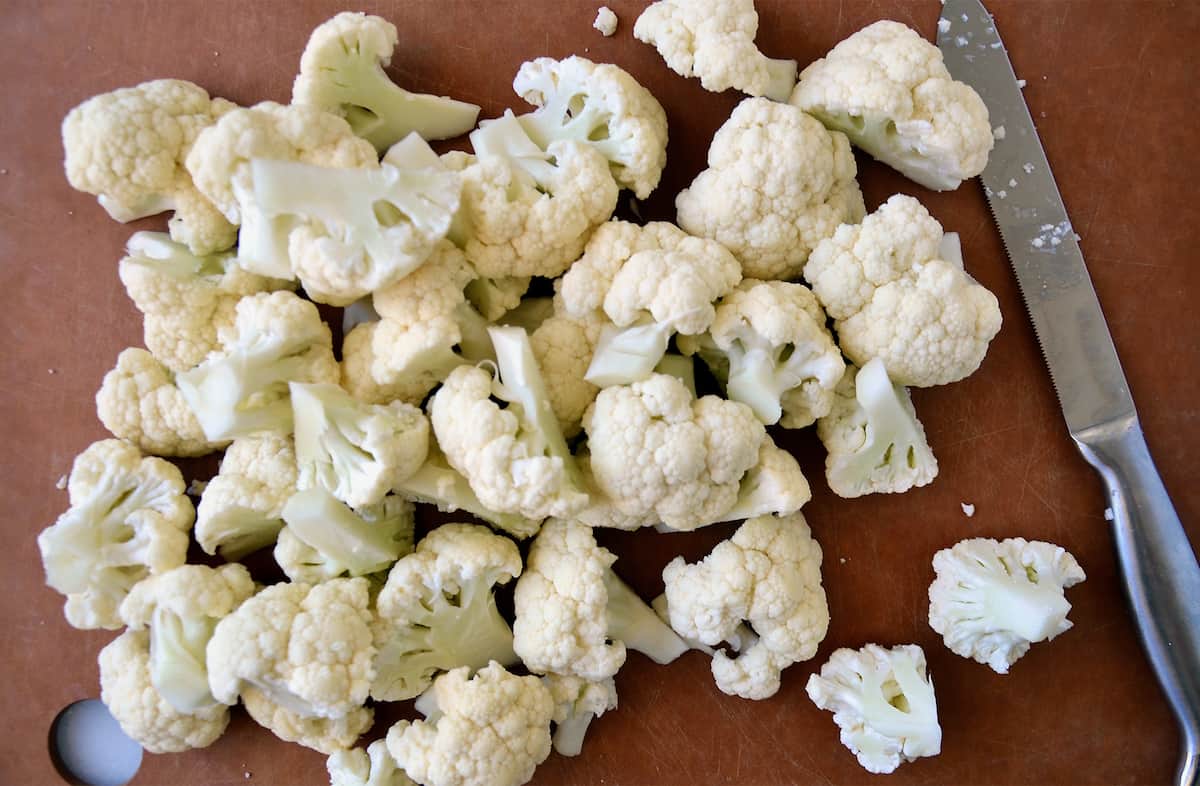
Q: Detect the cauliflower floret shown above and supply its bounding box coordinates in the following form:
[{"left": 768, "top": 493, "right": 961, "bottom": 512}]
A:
[
  {"left": 276, "top": 491, "right": 415, "bottom": 583},
  {"left": 660, "top": 512, "right": 828, "bottom": 699},
  {"left": 195, "top": 432, "right": 296, "bottom": 558},
  {"left": 929, "top": 538, "right": 1086, "bottom": 673},
  {"left": 465, "top": 275, "right": 531, "bottom": 322},
  {"left": 634, "top": 0, "right": 797, "bottom": 100},
  {"left": 372, "top": 523, "right": 521, "bottom": 701},
  {"left": 96, "top": 348, "right": 221, "bottom": 457},
  {"left": 513, "top": 519, "right": 687, "bottom": 680},
  {"left": 329, "top": 739, "right": 414, "bottom": 786},
  {"left": 806, "top": 644, "right": 942, "bottom": 774},
  {"left": 676, "top": 97, "right": 865, "bottom": 280},
  {"left": 582, "top": 373, "right": 765, "bottom": 531},
  {"left": 206, "top": 578, "right": 375, "bottom": 719},
  {"left": 429, "top": 327, "right": 587, "bottom": 521},
  {"left": 385, "top": 662, "right": 554, "bottom": 786},
  {"left": 242, "top": 685, "right": 372, "bottom": 755},
  {"left": 816, "top": 358, "right": 938, "bottom": 498},
  {"left": 530, "top": 309, "right": 605, "bottom": 437},
  {"left": 176, "top": 291, "right": 338, "bottom": 441},
  {"left": 99, "top": 630, "right": 229, "bottom": 754},
  {"left": 791, "top": 20, "right": 993, "bottom": 191},
  {"left": 679, "top": 279, "right": 845, "bottom": 427},
  {"left": 38, "top": 439, "right": 192, "bottom": 630},
  {"left": 292, "top": 12, "right": 480, "bottom": 151},
  {"left": 804, "top": 195, "right": 1002, "bottom": 386},
  {"left": 61, "top": 79, "right": 237, "bottom": 254},
  {"left": 593, "top": 7, "right": 619, "bottom": 37},
  {"left": 542, "top": 674, "right": 617, "bottom": 757}
]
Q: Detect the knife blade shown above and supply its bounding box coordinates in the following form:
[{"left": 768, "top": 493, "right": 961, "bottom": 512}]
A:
[{"left": 938, "top": 3, "right": 1200, "bottom": 784}]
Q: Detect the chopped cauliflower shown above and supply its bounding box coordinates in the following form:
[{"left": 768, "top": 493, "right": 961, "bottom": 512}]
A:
[
  {"left": 530, "top": 308, "right": 605, "bottom": 438},
  {"left": 276, "top": 490, "right": 415, "bottom": 583},
  {"left": 195, "top": 432, "right": 296, "bottom": 559},
  {"left": 242, "top": 685, "right": 372, "bottom": 755},
  {"left": 543, "top": 674, "right": 617, "bottom": 756},
  {"left": 929, "top": 538, "right": 1086, "bottom": 673},
  {"left": 328, "top": 739, "right": 414, "bottom": 786},
  {"left": 676, "top": 97, "right": 865, "bottom": 280},
  {"left": 593, "top": 6, "right": 618, "bottom": 37}
]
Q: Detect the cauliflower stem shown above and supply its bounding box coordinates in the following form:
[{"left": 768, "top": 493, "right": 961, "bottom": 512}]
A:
[{"left": 604, "top": 571, "right": 689, "bottom": 665}]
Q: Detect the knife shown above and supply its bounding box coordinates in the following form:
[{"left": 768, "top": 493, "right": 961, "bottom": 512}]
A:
[{"left": 937, "top": 2, "right": 1200, "bottom": 783}]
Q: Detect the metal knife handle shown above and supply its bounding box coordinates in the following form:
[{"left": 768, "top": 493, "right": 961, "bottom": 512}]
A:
[{"left": 1076, "top": 417, "right": 1200, "bottom": 786}]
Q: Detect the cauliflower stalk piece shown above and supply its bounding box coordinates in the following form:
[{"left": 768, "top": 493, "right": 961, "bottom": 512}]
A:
[
  {"left": 660, "top": 512, "right": 828, "bottom": 699},
  {"left": 176, "top": 291, "right": 338, "bottom": 441},
  {"left": 514, "top": 519, "right": 688, "bottom": 680},
  {"left": 293, "top": 12, "right": 480, "bottom": 152},
  {"left": 195, "top": 432, "right": 296, "bottom": 558},
  {"left": 386, "top": 662, "right": 554, "bottom": 786},
  {"left": 430, "top": 326, "right": 587, "bottom": 521},
  {"left": 816, "top": 358, "right": 938, "bottom": 498},
  {"left": 38, "top": 439, "right": 192, "bottom": 630},
  {"left": 291, "top": 381, "right": 429, "bottom": 508},
  {"left": 806, "top": 644, "right": 942, "bottom": 774},
  {"left": 277, "top": 490, "right": 415, "bottom": 582},
  {"left": 804, "top": 194, "right": 1002, "bottom": 386},
  {"left": 929, "top": 538, "right": 1086, "bottom": 673},
  {"left": 329, "top": 739, "right": 414, "bottom": 786},
  {"left": 676, "top": 97, "right": 865, "bottom": 280},
  {"left": 61, "top": 78, "right": 237, "bottom": 254},
  {"left": 634, "top": 0, "right": 797, "bottom": 101},
  {"left": 791, "top": 20, "right": 993, "bottom": 191},
  {"left": 543, "top": 674, "right": 617, "bottom": 757},
  {"left": 372, "top": 524, "right": 521, "bottom": 701},
  {"left": 242, "top": 685, "right": 373, "bottom": 755}
]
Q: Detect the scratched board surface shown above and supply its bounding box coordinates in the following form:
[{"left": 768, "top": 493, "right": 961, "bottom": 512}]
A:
[{"left": 2, "top": 1, "right": 1198, "bottom": 784}]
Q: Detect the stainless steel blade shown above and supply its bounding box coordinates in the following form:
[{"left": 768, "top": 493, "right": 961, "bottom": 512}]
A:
[{"left": 937, "top": 0, "right": 1133, "bottom": 437}]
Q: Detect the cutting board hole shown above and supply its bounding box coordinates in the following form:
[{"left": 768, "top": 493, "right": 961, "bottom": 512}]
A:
[{"left": 49, "top": 699, "right": 142, "bottom": 786}]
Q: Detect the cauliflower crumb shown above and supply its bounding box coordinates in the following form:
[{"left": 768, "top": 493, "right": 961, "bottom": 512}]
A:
[
  {"left": 1017, "top": 78, "right": 1027, "bottom": 88},
  {"left": 55, "top": 474, "right": 68, "bottom": 490},
  {"left": 839, "top": 557, "right": 847, "bottom": 564},
  {"left": 1023, "top": 162, "right": 1035, "bottom": 173},
  {"left": 1008, "top": 178, "right": 1017, "bottom": 188},
  {"left": 1104, "top": 507, "right": 1114, "bottom": 521},
  {"left": 954, "top": 35, "right": 968, "bottom": 47},
  {"left": 48, "top": 368, "right": 57, "bottom": 374},
  {"left": 593, "top": 6, "right": 618, "bottom": 36},
  {"left": 0, "top": 168, "right": 8, "bottom": 175},
  {"left": 938, "top": 19, "right": 951, "bottom": 33},
  {"left": 992, "top": 125, "right": 1005, "bottom": 140},
  {"left": 186, "top": 479, "right": 209, "bottom": 497},
  {"left": 997, "top": 190, "right": 1007, "bottom": 199},
  {"left": 961, "top": 502, "right": 975, "bottom": 517}
]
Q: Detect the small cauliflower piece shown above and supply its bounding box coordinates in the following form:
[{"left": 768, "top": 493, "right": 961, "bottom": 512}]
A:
[
  {"left": 676, "top": 97, "right": 865, "bottom": 280},
  {"left": 465, "top": 275, "right": 531, "bottom": 322},
  {"left": 817, "top": 358, "right": 938, "bottom": 498},
  {"left": 593, "top": 6, "right": 618, "bottom": 37},
  {"left": 372, "top": 523, "right": 521, "bottom": 701},
  {"left": 680, "top": 279, "right": 844, "bottom": 427},
  {"left": 386, "top": 663, "right": 554, "bottom": 786},
  {"left": 929, "top": 538, "right": 1086, "bottom": 673},
  {"left": 38, "top": 439, "right": 192, "bottom": 630},
  {"left": 176, "top": 291, "right": 338, "bottom": 441},
  {"left": 96, "top": 348, "right": 222, "bottom": 457},
  {"left": 430, "top": 327, "right": 587, "bottom": 521},
  {"left": 543, "top": 674, "right": 617, "bottom": 757},
  {"left": 61, "top": 79, "right": 237, "bottom": 254},
  {"left": 195, "top": 432, "right": 296, "bottom": 558},
  {"left": 634, "top": 0, "right": 797, "bottom": 100},
  {"left": 791, "top": 20, "right": 993, "bottom": 191},
  {"left": 806, "top": 644, "right": 942, "bottom": 774},
  {"left": 329, "top": 739, "right": 414, "bottom": 786},
  {"left": 292, "top": 12, "right": 480, "bottom": 151},
  {"left": 99, "top": 630, "right": 229, "bottom": 754},
  {"left": 660, "top": 512, "right": 828, "bottom": 699},
  {"left": 513, "top": 519, "right": 688, "bottom": 680},
  {"left": 804, "top": 195, "right": 1002, "bottom": 386},
  {"left": 583, "top": 373, "right": 765, "bottom": 531},
  {"left": 276, "top": 490, "right": 415, "bottom": 583},
  {"left": 206, "top": 578, "right": 375, "bottom": 719},
  {"left": 242, "top": 686, "right": 373, "bottom": 755},
  {"left": 118, "top": 231, "right": 293, "bottom": 372}
]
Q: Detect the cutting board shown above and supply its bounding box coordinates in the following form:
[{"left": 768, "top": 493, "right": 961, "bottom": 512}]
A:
[{"left": 2, "top": 1, "right": 1197, "bottom": 784}]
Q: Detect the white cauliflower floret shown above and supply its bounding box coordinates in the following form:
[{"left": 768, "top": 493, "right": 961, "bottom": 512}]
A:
[
  {"left": 676, "top": 97, "right": 865, "bottom": 280},
  {"left": 117, "top": 231, "right": 293, "bottom": 372},
  {"left": 242, "top": 685, "right": 372, "bottom": 755},
  {"left": 634, "top": 0, "right": 797, "bottom": 100},
  {"left": 593, "top": 7, "right": 619, "bottom": 37},
  {"left": 660, "top": 512, "right": 828, "bottom": 699},
  {"left": 582, "top": 373, "right": 765, "bottom": 531},
  {"left": 99, "top": 630, "right": 229, "bottom": 754},
  {"left": 806, "top": 644, "right": 942, "bottom": 774},
  {"left": 804, "top": 195, "right": 1002, "bottom": 386},
  {"left": 385, "top": 662, "right": 554, "bottom": 786},
  {"left": 176, "top": 291, "right": 338, "bottom": 441},
  {"left": 430, "top": 327, "right": 587, "bottom": 521},
  {"left": 292, "top": 12, "right": 480, "bottom": 151},
  {"left": 816, "top": 358, "right": 937, "bottom": 498},
  {"left": 61, "top": 78, "right": 237, "bottom": 254},
  {"left": 530, "top": 309, "right": 605, "bottom": 438},
  {"left": 329, "top": 739, "right": 414, "bottom": 786},
  {"left": 206, "top": 578, "right": 375, "bottom": 719},
  {"left": 680, "top": 279, "right": 844, "bottom": 427},
  {"left": 929, "top": 538, "right": 1086, "bottom": 673},
  {"left": 465, "top": 275, "right": 531, "bottom": 322},
  {"left": 195, "top": 432, "right": 296, "bottom": 558},
  {"left": 791, "top": 20, "right": 993, "bottom": 191},
  {"left": 38, "top": 439, "right": 192, "bottom": 630},
  {"left": 542, "top": 674, "right": 617, "bottom": 757},
  {"left": 276, "top": 491, "right": 415, "bottom": 583},
  {"left": 96, "top": 348, "right": 221, "bottom": 457},
  {"left": 372, "top": 523, "right": 521, "bottom": 701},
  {"left": 513, "top": 519, "right": 687, "bottom": 680}
]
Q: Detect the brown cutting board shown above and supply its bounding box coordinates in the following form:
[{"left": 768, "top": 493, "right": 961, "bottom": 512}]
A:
[{"left": 2, "top": 1, "right": 1197, "bottom": 784}]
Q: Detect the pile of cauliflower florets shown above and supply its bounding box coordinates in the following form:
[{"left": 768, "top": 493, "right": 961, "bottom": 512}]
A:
[{"left": 41, "top": 4, "right": 1088, "bottom": 783}]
